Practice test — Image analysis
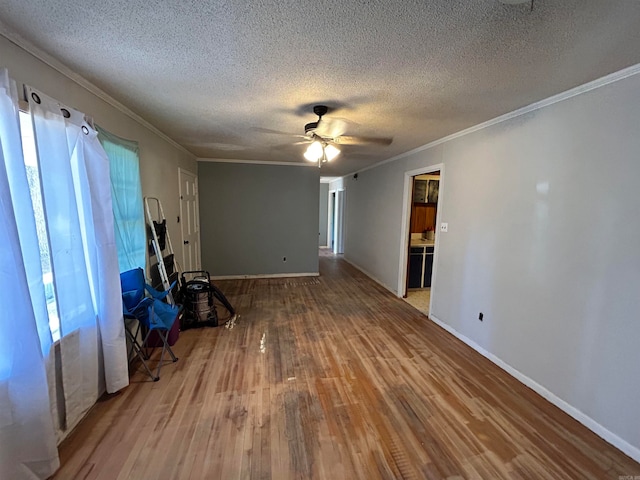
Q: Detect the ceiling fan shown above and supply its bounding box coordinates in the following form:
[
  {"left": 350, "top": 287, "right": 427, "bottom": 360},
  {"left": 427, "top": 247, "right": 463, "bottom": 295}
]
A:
[{"left": 289, "top": 105, "right": 392, "bottom": 168}]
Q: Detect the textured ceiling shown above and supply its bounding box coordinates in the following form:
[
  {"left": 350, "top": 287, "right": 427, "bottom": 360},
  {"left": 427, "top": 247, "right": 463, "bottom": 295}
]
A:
[{"left": 2, "top": 0, "right": 640, "bottom": 175}]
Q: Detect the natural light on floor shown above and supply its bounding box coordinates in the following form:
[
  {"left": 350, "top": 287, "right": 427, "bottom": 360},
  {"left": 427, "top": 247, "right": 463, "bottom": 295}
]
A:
[{"left": 19, "top": 110, "right": 60, "bottom": 341}]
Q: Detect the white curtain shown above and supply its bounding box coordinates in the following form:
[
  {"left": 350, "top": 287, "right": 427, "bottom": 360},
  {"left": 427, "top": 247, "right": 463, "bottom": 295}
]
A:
[
  {"left": 0, "top": 70, "right": 59, "bottom": 479},
  {"left": 27, "top": 87, "right": 128, "bottom": 432}
]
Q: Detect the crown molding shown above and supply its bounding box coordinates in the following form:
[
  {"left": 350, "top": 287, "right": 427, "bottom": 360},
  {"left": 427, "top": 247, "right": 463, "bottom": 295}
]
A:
[
  {"left": 0, "top": 21, "right": 194, "bottom": 158},
  {"left": 197, "top": 157, "right": 317, "bottom": 167},
  {"left": 349, "top": 62, "right": 640, "bottom": 178}
]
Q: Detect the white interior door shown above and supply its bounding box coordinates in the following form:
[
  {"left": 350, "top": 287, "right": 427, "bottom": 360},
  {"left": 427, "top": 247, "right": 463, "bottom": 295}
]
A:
[{"left": 179, "top": 168, "right": 200, "bottom": 271}]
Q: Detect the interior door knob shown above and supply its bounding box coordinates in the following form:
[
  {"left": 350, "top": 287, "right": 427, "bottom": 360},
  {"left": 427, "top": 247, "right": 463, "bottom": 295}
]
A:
[{"left": 184, "top": 240, "right": 189, "bottom": 245}]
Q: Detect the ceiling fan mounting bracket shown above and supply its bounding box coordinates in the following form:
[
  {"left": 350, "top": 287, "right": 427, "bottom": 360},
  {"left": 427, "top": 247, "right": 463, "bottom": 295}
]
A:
[
  {"left": 313, "top": 105, "right": 328, "bottom": 117},
  {"left": 305, "top": 105, "right": 329, "bottom": 135}
]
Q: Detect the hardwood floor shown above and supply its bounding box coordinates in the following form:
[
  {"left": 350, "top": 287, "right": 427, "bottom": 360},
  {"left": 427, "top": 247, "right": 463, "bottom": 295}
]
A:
[{"left": 55, "top": 251, "right": 640, "bottom": 479}]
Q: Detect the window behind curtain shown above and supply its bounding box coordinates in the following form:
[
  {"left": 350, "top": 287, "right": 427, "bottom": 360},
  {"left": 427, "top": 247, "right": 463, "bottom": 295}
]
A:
[
  {"left": 97, "top": 126, "right": 145, "bottom": 273},
  {"left": 17, "top": 115, "right": 145, "bottom": 339},
  {"left": 19, "top": 110, "right": 61, "bottom": 341}
]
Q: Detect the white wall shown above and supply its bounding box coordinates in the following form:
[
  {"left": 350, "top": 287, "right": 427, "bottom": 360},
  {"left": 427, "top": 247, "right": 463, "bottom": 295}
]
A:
[
  {"left": 328, "top": 177, "right": 345, "bottom": 191},
  {"left": 341, "top": 69, "right": 640, "bottom": 458}
]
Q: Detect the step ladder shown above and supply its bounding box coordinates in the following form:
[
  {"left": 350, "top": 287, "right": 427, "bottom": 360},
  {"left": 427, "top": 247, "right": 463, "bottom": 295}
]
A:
[{"left": 145, "top": 197, "right": 179, "bottom": 306}]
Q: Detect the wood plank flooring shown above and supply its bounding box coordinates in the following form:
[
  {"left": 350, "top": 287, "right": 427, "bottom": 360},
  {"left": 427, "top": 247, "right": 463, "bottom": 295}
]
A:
[{"left": 55, "top": 251, "right": 640, "bottom": 479}]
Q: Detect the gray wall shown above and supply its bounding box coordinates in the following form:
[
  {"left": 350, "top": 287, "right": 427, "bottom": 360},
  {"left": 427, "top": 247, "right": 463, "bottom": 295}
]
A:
[
  {"left": 198, "top": 162, "right": 319, "bottom": 276},
  {"left": 341, "top": 72, "right": 640, "bottom": 455},
  {"left": 319, "top": 183, "right": 329, "bottom": 246}
]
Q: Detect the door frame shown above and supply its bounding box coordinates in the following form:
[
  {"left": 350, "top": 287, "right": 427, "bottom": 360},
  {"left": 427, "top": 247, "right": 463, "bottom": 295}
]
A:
[
  {"left": 178, "top": 167, "right": 201, "bottom": 271},
  {"left": 328, "top": 191, "right": 336, "bottom": 250},
  {"left": 326, "top": 190, "right": 334, "bottom": 248},
  {"left": 397, "top": 164, "right": 444, "bottom": 314},
  {"left": 333, "top": 188, "right": 346, "bottom": 254}
]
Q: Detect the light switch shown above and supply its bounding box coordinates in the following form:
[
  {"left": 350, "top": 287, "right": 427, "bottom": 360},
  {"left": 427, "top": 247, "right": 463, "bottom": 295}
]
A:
[{"left": 440, "top": 223, "right": 448, "bottom": 232}]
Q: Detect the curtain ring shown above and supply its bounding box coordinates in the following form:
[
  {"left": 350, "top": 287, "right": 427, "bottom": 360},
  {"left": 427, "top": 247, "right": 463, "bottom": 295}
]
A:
[
  {"left": 61, "top": 108, "right": 71, "bottom": 118},
  {"left": 82, "top": 125, "right": 89, "bottom": 135},
  {"left": 31, "top": 92, "right": 41, "bottom": 104}
]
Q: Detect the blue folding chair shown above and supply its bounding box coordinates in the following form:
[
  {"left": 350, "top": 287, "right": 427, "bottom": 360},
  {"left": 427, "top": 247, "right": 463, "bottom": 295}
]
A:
[{"left": 120, "top": 268, "right": 180, "bottom": 381}]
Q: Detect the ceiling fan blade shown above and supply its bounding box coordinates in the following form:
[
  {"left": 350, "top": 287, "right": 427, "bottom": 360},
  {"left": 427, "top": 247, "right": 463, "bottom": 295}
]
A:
[
  {"left": 315, "top": 118, "right": 348, "bottom": 139},
  {"left": 252, "top": 127, "right": 308, "bottom": 138},
  {"left": 182, "top": 141, "right": 249, "bottom": 151},
  {"left": 268, "top": 142, "right": 297, "bottom": 150},
  {"left": 335, "top": 135, "right": 393, "bottom": 146}
]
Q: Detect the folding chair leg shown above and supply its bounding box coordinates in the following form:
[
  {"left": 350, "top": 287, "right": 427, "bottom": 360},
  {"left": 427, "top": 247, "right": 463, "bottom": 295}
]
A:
[
  {"left": 127, "top": 328, "right": 158, "bottom": 381},
  {"left": 153, "top": 329, "right": 179, "bottom": 380},
  {"left": 135, "top": 327, "right": 179, "bottom": 381},
  {"left": 127, "top": 322, "right": 149, "bottom": 361},
  {"left": 140, "top": 330, "right": 160, "bottom": 381},
  {"left": 164, "top": 332, "right": 178, "bottom": 362},
  {"left": 156, "top": 334, "right": 166, "bottom": 381}
]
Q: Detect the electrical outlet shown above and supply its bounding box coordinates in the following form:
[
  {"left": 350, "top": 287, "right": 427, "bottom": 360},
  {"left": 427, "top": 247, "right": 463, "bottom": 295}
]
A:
[
  {"left": 478, "top": 312, "right": 483, "bottom": 321},
  {"left": 440, "top": 223, "right": 448, "bottom": 232}
]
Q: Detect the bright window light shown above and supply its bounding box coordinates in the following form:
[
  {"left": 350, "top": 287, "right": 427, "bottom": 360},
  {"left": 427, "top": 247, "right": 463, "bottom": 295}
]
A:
[{"left": 19, "top": 111, "right": 60, "bottom": 342}]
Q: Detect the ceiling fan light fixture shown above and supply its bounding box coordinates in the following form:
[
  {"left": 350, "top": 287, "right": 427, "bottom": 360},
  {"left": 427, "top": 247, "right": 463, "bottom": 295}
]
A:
[
  {"left": 304, "top": 141, "right": 323, "bottom": 161},
  {"left": 324, "top": 143, "right": 340, "bottom": 162}
]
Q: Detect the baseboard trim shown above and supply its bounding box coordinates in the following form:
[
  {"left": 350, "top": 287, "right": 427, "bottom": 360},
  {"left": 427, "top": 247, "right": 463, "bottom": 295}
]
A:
[
  {"left": 211, "top": 272, "right": 319, "bottom": 280},
  {"left": 429, "top": 314, "right": 640, "bottom": 463},
  {"left": 342, "top": 257, "right": 398, "bottom": 295}
]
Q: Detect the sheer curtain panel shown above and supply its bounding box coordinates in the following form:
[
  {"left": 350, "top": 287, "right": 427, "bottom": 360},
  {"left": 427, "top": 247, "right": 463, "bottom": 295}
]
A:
[
  {"left": 27, "top": 86, "right": 128, "bottom": 434},
  {"left": 0, "top": 69, "right": 59, "bottom": 480},
  {"left": 97, "top": 126, "right": 145, "bottom": 272}
]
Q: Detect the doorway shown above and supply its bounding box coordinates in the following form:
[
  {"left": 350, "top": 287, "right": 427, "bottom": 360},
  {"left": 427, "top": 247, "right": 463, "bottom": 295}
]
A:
[
  {"left": 398, "top": 165, "right": 444, "bottom": 316},
  {"left": 178, "top": 168, "right": 201, "bottom": 271}
]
